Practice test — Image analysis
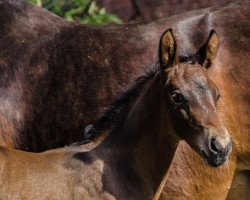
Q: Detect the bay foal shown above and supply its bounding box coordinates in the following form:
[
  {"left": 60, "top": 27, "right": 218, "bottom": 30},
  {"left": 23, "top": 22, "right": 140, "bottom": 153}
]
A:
[{"left": 0, "top": 30, "right": 231, "bottom": 200}]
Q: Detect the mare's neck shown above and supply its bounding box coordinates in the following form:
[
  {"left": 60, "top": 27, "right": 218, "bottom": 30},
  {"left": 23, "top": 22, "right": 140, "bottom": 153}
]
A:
[{"left": 100, "top": 73, "right": 179, "bottom": 198}]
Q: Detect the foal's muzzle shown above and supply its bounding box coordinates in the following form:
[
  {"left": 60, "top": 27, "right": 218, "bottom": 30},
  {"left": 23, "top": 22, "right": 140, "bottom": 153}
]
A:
[{"left": 201, "top": 136, "right": 232, "bottom": 167}]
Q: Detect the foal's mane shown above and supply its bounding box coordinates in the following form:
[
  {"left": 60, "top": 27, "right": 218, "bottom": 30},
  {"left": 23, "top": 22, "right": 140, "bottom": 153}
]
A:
[
  {"left": 72, "top": 64, "right": 160, "bottom": 146},
  {"left": 94, "top": 67, "right": 159, "bottom": 131}
]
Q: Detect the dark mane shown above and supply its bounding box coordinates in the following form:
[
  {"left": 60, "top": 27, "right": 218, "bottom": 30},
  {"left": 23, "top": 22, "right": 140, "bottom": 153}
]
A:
[
  {"left": 71, "top": 64, "right": 160, "bottom": 146},
  {"left": 94, "top": 67, "right": 159, "bottom": 130}
]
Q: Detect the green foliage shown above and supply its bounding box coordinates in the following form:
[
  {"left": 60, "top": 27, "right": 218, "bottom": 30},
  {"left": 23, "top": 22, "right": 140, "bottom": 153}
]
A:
[{"left": 26, "top": 0, "right": 122, "bottom": 25}]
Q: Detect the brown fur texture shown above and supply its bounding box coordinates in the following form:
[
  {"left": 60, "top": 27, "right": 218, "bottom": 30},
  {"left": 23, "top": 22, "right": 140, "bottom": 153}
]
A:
[
  {"left": 0, "top": 0, "right": 249, "bottom": 199},
  {"left": 0, "top": 32, "right": 231, "bottom": 199}
]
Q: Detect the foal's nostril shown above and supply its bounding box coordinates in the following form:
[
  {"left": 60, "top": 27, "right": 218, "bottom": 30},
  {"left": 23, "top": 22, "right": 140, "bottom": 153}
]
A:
[{"left": 210, "top": 138, "right": 222, "bottom": 153}]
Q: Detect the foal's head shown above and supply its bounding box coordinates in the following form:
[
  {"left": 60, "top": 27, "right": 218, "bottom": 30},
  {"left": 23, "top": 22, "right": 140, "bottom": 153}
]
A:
[{"left": 160, "top": 30, "right": 231, "bottom": 167}]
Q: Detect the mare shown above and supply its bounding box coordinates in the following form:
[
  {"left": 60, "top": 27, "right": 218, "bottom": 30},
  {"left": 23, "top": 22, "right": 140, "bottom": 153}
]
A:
[
  {"left": 0, "top": 0, "right": 249, "bottom": 199},
  {"left": 0, "top": 29, "right": 231, "bottom": 200}
]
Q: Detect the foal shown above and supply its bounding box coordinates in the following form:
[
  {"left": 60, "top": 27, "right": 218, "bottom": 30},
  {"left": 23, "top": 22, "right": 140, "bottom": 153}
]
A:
[{"left": 0, "top": 30, "right": 231, "bottom": 200}]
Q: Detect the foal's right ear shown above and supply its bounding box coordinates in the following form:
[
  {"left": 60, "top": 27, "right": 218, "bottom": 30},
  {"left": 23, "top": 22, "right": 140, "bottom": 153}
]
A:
[
  {"left": 160, "top": 29, "right": 176, "bottom": 70},
  {"left": 195, "top": 30, "right": 219, "bottom": 69}
]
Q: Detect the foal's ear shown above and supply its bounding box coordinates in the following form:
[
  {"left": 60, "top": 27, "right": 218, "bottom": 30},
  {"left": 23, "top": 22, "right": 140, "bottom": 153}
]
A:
[
  {"left": 160, "top": 29, "right": 176, "bottom": 70},
  {"left": 196, "top": 30, "right": 219, "bottom": 68}
]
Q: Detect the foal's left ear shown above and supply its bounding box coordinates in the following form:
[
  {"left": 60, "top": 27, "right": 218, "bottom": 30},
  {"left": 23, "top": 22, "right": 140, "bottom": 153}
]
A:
[
  {"left": 196, "top": 30, "right": 219, "bottom": 69},
  {"left": 160, "top": 29, "right": 176, "bottom": 70}
]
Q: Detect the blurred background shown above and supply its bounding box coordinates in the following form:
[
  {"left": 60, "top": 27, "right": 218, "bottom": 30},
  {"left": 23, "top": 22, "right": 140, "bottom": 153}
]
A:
[{"left": 27, "top": 0, "right": 229, "bottom": 25}]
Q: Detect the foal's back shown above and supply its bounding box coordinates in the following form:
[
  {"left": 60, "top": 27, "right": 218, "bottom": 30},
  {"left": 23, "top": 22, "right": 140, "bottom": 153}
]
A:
[{"left": 0, "top": 146, "right": 112, "bottom": 200}]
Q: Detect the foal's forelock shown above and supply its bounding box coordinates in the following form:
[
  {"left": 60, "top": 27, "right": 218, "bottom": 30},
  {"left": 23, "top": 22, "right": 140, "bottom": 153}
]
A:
[{"left": 164, "top": 62, "right": 193, "bottom": 84}]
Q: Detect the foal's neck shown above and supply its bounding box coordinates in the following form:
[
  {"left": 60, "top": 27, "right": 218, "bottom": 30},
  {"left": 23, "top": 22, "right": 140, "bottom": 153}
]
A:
[{"left": 103, "top": 73, "right": 179, "bottom": 198}]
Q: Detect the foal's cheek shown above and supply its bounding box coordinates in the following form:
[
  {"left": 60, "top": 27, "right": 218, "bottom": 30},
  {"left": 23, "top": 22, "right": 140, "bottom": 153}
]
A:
[
  {"left": 180, "top": 109, "right": 189, "bottom": 120},
  {"left": 169, "top": 109, "right": 189, "bottom": 139}
]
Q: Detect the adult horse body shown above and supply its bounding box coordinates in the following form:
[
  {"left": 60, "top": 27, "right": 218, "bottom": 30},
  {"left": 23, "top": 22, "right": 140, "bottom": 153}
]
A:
[
  {"left": 0, "top": 0, "right": 249, "bottom": 199},
  {"left": 0, "top": 30, "right": 231, "bottom": 199}
]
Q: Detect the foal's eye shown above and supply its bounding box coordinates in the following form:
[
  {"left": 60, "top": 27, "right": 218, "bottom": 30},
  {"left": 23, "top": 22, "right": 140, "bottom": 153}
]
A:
[
  {"left": 171, "top": 91, "right": 184, "bottom": 104},
  {"left": 216, "top": 93, "right": 221, "bottom": 101}
]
